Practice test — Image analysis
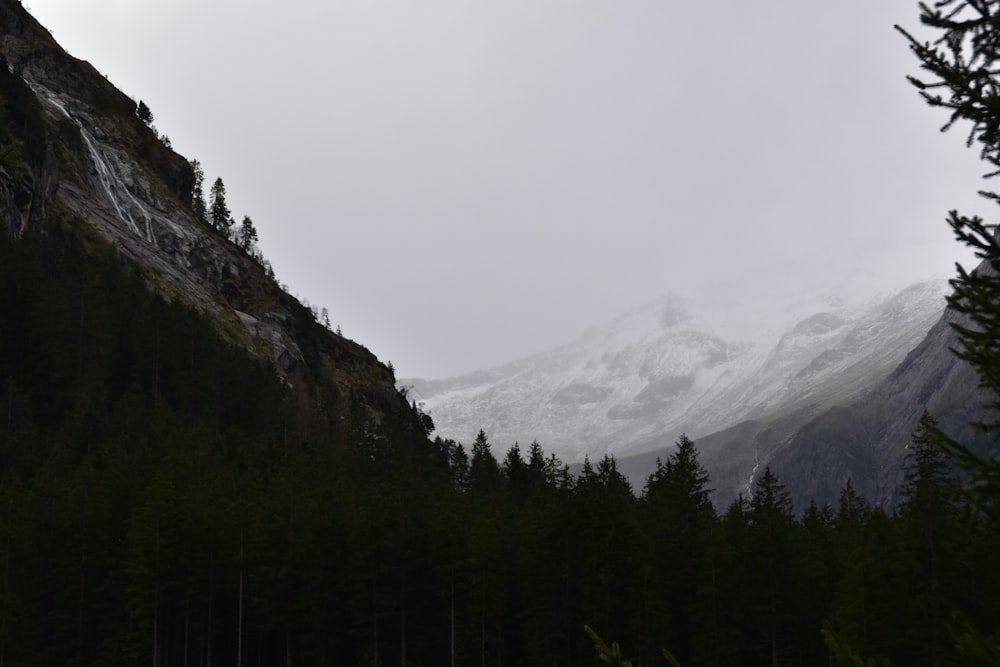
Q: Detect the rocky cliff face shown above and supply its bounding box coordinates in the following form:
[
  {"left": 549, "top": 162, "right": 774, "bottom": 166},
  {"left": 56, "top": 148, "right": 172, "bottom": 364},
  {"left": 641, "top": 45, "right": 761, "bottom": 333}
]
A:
[
  {"left": 612, "top": 300, "right": 993, "bottom": 511},
  {"left": 768, "top": 288, "right": 994, "bottom": 508},
  {"left": 0, "top": 0, "right": 406, "bottom": 425}
]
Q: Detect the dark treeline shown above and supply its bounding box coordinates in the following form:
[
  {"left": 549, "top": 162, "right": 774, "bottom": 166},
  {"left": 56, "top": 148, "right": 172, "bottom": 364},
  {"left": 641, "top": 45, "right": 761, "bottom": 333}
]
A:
[{"left": 0, "top": 229, "right": 998, "bottom": 666}]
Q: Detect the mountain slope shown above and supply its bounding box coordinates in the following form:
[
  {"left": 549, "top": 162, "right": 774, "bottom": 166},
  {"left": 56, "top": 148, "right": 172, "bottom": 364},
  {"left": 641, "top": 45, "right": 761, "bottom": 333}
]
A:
[
  {"left": 613, "top": 299, "right": 994, "bottom": 510},
  {"left": 0, "top": 8, "right": 453, "bottom": 664},
  {"left": 0, "top": 0, "right": 407, "bottom": 430},
  {"left": 407, "top": 281, "right": 948, "bottom": 465},
  {"left": 769, "top": 292, "right": 995, "bottom": 507}
]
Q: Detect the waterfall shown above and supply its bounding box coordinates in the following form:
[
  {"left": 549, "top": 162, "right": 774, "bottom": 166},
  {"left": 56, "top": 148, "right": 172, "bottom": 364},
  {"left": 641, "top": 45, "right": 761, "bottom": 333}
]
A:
[
  {"left": 31, "top": 83, "right": 159, "bottom": 247},
  {"left": 744, "top": 445, "right": 761, "bottom": 499}
]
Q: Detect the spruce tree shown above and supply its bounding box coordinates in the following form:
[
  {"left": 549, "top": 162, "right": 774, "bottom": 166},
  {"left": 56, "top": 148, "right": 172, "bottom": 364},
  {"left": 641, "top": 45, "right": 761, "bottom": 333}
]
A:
[
  {"left": 574, "top": 455, "right": 639, "bottom": 657},
  {"left": 190, "top": 159, "right": 207, "bottom": 222},
  {"left": 747, "top": 467, "right": 799, "bottom": 667},
  {"left": 208, "top": 177, "right": 232, "bottom": 234},
  {"left": 469, "top": 430, "right": 500, "bottom": 491},
  {"left": 237, "top": 215, "right": 258, "bottom": 253},
  {"left": 467, "top": 429, "right": 503, "bottom": 662},
  {"left": 640, "top": 434, "right": 714, "bottom": 666},
  {"left": 897, "top": 1, "right": 1000, "bottom": 516},
  {"left": 897, "top": 413, "right": 964, "bottom": 666},
  {"left": 136, "top": 100, "right": 153, "bottom": 126},
  {"left": 898, "top": 7, "right": 1000, "bottom": 664},
  {"left": 446, "top": 440, "right": 470, "bottom": 492},
  {"left": 828, "top": 479, "right": 893, "bottom": 657}
]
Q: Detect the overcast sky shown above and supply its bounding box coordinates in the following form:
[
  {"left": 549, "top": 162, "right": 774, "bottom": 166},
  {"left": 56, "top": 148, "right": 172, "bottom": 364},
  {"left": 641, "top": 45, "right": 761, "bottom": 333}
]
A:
[{"left": 23, "top": 0, "right": 988, "bottom": 379}]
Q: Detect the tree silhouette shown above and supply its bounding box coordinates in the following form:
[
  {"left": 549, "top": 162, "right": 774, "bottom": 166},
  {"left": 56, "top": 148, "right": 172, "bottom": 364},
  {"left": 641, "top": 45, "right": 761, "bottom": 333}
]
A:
[
  {"left": 190, "top": 159, "right": 207, "bottom": 222},
  {"left": 136, "top": 100, "right": 153, "bottom": 126},
  {"left": 237, "top": 215, "right": 258, "bottom": 253},
  {"left": 208, "top": 177, "right": 232, "bottom": 233}
]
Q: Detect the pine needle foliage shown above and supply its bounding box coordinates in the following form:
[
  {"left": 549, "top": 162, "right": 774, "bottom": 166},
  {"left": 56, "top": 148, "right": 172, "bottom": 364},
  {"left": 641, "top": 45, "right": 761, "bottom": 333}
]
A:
[
  {"left": 821, "top": 620, "right": 892, "bottom": 667},
  {"left": 896, "top": 0, "right": 1000, "bottom": 518},
  {"left": 898, "top": 2, "right": 1000, "bottom": 664},
  {"left": 584, "top": 625, "right": 680, "bottom": 667},
  {"left": 953, "top": 612, "right": 1000, "bottom": 665}
]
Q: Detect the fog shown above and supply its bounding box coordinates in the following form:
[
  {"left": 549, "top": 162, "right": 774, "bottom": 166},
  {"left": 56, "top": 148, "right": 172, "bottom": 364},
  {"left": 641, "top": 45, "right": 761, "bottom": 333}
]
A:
[{"left": 25, "top": 0, "right": 986, "bottom": 378}]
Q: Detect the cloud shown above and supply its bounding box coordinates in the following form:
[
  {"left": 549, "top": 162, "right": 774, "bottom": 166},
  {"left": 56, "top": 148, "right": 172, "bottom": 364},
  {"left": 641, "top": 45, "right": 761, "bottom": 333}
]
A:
[{"left": 25, "top": 0, "right": 986, "bottom": 378}]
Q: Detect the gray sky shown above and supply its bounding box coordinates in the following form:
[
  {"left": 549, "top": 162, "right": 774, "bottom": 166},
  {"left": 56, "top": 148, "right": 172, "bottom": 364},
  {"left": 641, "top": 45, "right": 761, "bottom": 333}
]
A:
[{"left": 24, "top": 0, "right": 987, "bottom": 379}]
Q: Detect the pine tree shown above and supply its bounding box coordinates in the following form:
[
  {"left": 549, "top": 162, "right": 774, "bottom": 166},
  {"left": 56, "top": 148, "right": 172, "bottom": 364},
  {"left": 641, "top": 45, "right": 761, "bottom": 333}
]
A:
[
  {"left": 897, "top": 413, "right": 963, "bottom": 667},
  {"left": 574, "top": 455, "right": 639, "bottom": 657},
  {"left": 237, "top": 215, "right": 258, "bottom": 253},
  {"left": 190, "top": 159, "right": 207, "bottom": 222},
  {"left": 897, "top": 1, "right": 1000, "bottom": 517},
  {"left": 136, "top": 100, "right": 153, "bottom": 126},
  {"left": 899, "top": 413, "right": 960, "bottom": 519},
  {"left": 446, "top": 440, "right": 470, "bottom": 492},
  {"left": 469, "top": 430, "right": 500, "bottom": 491},
  {"left": 467, "top": 429, "right": 503, "bottom": 664},
  {"left": 639, "top": 434, "right": 715, "bottom": 666},
  {"left": 501, "top": 443, "right": 527, "bottom": 499},
  {"left": 898, "top": 7, "right": 1000, "bottom": 662},
  {"left": 747, "top": 467, "right": 799, "bottom": 667},
  {"left": 828, "top": 480, "right": 897, "bottom": 659},
  {"left": 208, "top": 177, "right": 233, "bottom": 234},
  {"left": 701, "top": 494, "right": 752, "bottom": 665}
]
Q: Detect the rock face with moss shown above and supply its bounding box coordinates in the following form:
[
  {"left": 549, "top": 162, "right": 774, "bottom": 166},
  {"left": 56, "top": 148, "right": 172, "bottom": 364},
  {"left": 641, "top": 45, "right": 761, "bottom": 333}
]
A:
[{"left": 0, "top": 0, "right": 406, "bottom": 427}]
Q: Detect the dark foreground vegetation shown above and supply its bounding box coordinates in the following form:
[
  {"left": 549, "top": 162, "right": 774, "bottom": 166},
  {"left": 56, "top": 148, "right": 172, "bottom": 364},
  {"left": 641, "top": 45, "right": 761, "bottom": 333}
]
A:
[{"left": 0, "top": 227, "right": 996, "bottom": 667}]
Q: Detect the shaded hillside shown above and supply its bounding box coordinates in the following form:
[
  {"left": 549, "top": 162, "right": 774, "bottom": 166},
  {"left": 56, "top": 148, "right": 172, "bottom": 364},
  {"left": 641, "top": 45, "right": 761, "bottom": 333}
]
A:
[
  {"left": 0, "top": 0, "right": 407, "bottom": 432},
  {"left": 0, "top": 3, "right": 441, "bottom": 664}
]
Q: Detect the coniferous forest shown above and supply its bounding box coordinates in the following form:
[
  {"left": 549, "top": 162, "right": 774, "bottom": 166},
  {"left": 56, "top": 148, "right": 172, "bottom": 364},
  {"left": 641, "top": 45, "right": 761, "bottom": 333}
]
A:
[
  {"left": 0, "top": 227, "right": 997, "bottom": 667},
  {"left": 2, "top": 1, "right": 1000, "bottom": 666}
]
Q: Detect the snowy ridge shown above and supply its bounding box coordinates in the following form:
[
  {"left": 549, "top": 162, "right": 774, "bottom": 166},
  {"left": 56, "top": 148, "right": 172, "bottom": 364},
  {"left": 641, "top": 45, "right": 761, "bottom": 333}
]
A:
[{"left": 403, "top": 280, "right": 949, "bottom": 463}]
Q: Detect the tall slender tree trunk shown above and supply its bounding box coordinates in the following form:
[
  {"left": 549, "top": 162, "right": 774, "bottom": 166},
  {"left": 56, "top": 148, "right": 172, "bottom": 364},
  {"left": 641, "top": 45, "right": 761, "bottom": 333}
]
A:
[
  {"left": 480, "top": 612, "right": 486, "bottom": 667},
  {"left": 76, "top": 286, "right": 84, "bottom": 387},
  {"left": 0, "top": 406, "right": 9, "bottom": 667},
  {"left": 372, "top": 604, "right": 379, "bottom": 667},
  {"left": 927, "top": 520, "right": 941, "bottom": 667},
  {"left": 237, "top": 530, "right": 244, "bottom": 667},
  {"left": 153, "top": 530, "right": 160, "bottom": 667},
  {"left": 450, "top": 580, "right": 456, "bottom": 667},
  {"left": 206, "top": 541, "right": 214, "bottom": 667},
  {"left": 183, "top": 591, "right": 190, "bottom": 667},
  {"left": 710, "top": 568, "right": 721, "bottom": 667},
  {"left": 76, "top": 506, "right": 87, "bottom": 666},
  {"left": 150, "top": 322, "right": 160, "bottom": 409},
  {"left": 1, "top": 531, "right": 9, "bottom": 667},
  {"left": 400, "top": 596, "right": 406, "bottom": 667},
  {"left": 769, "top": 590, "right": 778, "bottom": 667},
  {"left": 641, "top": 565, "right": 650, "bottom": 667}
]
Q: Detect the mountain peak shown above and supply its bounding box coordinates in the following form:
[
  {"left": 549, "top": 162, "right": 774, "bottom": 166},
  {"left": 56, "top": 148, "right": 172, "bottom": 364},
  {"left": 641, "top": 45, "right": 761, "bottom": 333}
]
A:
[{"left": 407, "top": 279, "right": 949, "bottom": 466}]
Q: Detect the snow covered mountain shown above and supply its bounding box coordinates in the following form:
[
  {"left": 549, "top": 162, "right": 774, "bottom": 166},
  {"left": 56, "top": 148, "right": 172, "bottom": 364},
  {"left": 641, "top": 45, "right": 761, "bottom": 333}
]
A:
[{"left": 403, "top": 280, "right": 949, "bottom": 464}]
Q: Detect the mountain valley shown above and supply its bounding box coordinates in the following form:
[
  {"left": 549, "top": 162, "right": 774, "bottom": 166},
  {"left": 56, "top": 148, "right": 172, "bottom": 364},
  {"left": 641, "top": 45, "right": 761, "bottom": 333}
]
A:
[
  {"left": 405, "top": 279, "right": 976, "bottom": 507},
  {"left": 0, "top": 1, "right": 997, "bottom": 664}
]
